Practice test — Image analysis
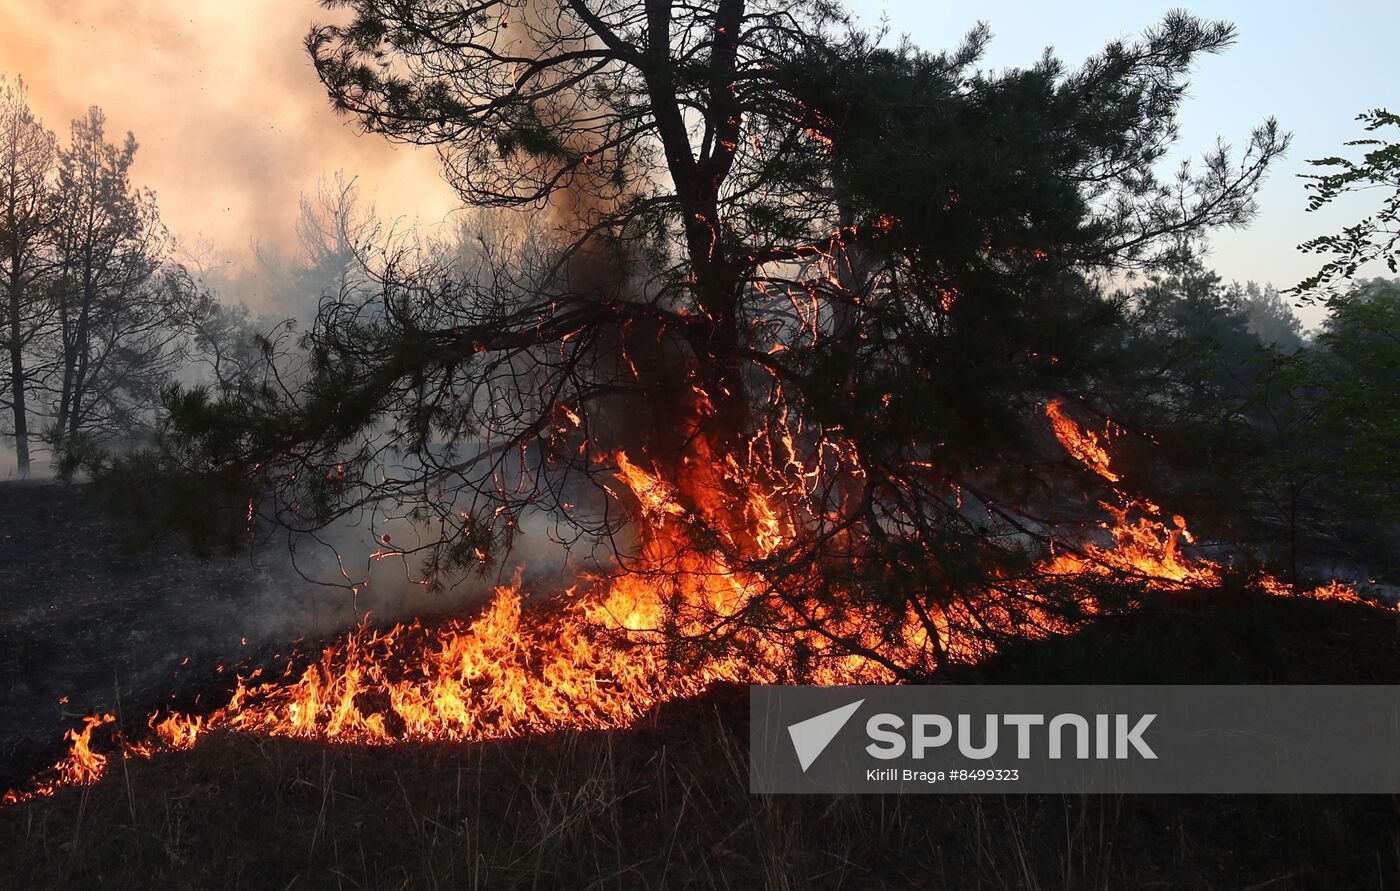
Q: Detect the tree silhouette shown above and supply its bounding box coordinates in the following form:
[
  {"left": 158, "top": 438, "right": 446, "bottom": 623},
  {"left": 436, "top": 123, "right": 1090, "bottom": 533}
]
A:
[
  {"left": 119, "top": 4, "right": 1289, "bottom": 671},
  {"left": 0, "top": 76, "right": 57, "bottom": 476},
  {"left": 47, "top": 107, "right": 189, "bottom": 450}
]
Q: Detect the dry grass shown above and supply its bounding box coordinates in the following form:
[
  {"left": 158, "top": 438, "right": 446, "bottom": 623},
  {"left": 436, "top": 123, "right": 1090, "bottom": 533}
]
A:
[{"left": 2, "top": 679, "right": 1398, "bottom": 890}]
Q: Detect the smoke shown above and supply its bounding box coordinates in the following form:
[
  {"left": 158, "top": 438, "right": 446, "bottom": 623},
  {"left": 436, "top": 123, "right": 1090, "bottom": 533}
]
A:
[
  {"left": 238, "top": 510, "right": 575, "bottom": 643},
  {"left": 0, "top": 443, "right": 51, "bottom": 480},
  {"left": 0, "top": 0, "right": 631, "bottom": 620},
  {"left": 0, "top": 0, "right": 458, "bottom": 306},
  {"left": 485, "top": 2, "right": 702, "bottom": 480}
]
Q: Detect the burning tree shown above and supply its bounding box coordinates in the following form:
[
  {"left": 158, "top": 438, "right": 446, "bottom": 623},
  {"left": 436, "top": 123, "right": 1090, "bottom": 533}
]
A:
[{"left": 103, "top": 2, "right": 1288, "bottom": 678}]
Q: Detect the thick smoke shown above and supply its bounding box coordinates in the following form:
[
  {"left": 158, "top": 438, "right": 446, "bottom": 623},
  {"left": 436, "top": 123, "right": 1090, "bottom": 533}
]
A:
[{"left": 0, "top": 0, "right": 457, "bottom": 310}]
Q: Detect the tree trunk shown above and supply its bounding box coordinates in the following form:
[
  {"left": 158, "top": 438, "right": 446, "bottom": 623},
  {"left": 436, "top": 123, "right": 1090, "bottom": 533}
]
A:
[
  {"left": 639, "top": 0, "right": 750, "bottom": 459},
  {"left": 55, "top": 257, "right": 95, "bottom": 449},
  {"left": 6, "top": 267, "right": 29, "bottom": 476},
  {"left": 3, "top": 138, "right": 32, "bottom": 476},
  {"left": 1288, "top": 482, "right": 1300, "bottom": 594},
  {"left": 67, "top": 290, "right": 92, "bottom": 445}
]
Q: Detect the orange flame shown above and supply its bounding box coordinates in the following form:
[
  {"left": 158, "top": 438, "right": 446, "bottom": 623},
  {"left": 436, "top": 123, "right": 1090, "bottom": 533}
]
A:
[
  {"left": 1045, "top": 399, "right": 1119, "bottom": 483},
  {"left": 5, "top": 397, "right": 1383, "bottom": 805}
]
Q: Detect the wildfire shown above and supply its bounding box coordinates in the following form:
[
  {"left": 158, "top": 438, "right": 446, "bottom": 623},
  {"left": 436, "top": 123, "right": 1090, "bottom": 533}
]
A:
[
  {"left": 54, "top": 714, "right": 113, "bottom": 786},
  {"left": 3, "top": 399, "right": 1384, "bottom": 807},
  {"left": 1049, "top": 502, "right": 1213, "bottom": 586}
]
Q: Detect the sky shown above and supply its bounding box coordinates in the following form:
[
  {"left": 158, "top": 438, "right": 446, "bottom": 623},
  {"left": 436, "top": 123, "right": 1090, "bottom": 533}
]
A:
[
  {"left": 0, "top": 1, "right": 1395, "bottom": 322},
  {"left": 0, "top": 0, "right": 459, "bottom": 275},
  {"left": 846, "top": 0, "right": 1399, "bottom": 321}
]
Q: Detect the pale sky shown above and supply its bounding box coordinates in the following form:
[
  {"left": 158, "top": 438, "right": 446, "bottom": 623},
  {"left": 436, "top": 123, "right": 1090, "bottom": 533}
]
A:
[
  {"left": 1, "top": 1, "right": 1394, "bottom": 322},
  {"left": 847, "top": 1, "right": 1400, "bottom": 321}
]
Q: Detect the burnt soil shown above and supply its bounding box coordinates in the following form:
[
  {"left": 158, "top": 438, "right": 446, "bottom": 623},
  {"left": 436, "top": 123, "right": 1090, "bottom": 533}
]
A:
[
  {"left": 2, "top": 481, "right": 1400, "bottom": 888},
  {"left": 0, "top": 480, "right": 285, "bottom": 783},
  {"left": 0, "top": 479, "right": 461, "bottom": 792}
]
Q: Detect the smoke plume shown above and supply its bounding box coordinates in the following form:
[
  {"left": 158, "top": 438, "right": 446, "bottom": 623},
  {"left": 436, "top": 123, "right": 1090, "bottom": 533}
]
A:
[{"left": 0, "top": 0, "right": 458, "bottom": 308}]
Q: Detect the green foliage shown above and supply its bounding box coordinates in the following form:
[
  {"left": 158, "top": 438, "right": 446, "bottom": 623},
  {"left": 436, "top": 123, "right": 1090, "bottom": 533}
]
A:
[
  {"left": 1310, "top": 279, "right": 1400, "bottom": 522},
  {"left": 1296, "top": 109, "right": 1400, "bottom": 299},
  {"left": 105, "top": 5, "right": 1299, "bottom": 670},
  {"left": 790, "top": 14, "right": 1282, "bottom": 270},
  {"left": 1226, "top": 283, "right": 1400, "bottom": 583},
  {"left": 1107, "top": 247, "right": 1290, "bottom": 557},
  {"left": 1121, "top": 263, "right": 1400, "bottom": 583},
  {"left": 772, "top": 18, "right": 1284, "bottom": 489}
]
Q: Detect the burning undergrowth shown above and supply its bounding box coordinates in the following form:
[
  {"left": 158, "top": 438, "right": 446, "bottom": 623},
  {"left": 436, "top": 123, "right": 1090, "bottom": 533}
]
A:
[{"left": 3, "top": 401, "right": 1381, "bottom": 807}]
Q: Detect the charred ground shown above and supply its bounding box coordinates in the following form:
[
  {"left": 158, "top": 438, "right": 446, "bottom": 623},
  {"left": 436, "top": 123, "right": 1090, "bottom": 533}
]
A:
[
  {"left": 2, "top": 482, "right": 1400, "bottom": 889},
  {"left": 0, "top": 480, "right": 492, "bottom": 792},
  {"left": 0, "top": 480, "right": 272, "bottom": 784}
]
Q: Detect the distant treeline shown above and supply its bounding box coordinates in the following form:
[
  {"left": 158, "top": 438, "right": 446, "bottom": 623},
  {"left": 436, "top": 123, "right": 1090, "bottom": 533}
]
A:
[
  {"left": 1110, "top": 248, "right": 1400, "bottom": 584},
  {"left": 0, "top": 76, "right": 383, "bottom": 477}
]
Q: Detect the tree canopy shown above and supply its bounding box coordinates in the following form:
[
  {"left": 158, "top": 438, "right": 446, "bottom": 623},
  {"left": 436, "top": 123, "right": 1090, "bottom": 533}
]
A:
[{"left": 1296, "top": 109, "right": 1400, "bottom": 299}]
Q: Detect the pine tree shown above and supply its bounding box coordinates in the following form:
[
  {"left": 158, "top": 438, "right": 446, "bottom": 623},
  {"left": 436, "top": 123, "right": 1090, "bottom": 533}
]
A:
[{"left": 110, "top": 4, "right": 1289, "bottom": 670}]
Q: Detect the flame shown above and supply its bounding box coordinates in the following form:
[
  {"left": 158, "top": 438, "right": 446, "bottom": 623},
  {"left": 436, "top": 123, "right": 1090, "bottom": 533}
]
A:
[
  {"left": 1040, "top": 400, "right": 1372, "bottom": 604},
  {"left": 4, "top": 396, "right": 1385, "bottom": 806},
  {"left": 1043, "top": 500, "right": 1217, "bottom": 587},
  {"left": 16, "top": 712, "right": 117, "bottom": 801},
  {"left": 1045, "top": 399, "right": 1119, "bottom": 483}
]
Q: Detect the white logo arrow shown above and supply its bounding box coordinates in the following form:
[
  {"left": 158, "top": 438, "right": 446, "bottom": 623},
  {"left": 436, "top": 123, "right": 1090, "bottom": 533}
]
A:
[{"left": 788, "top": 699, "right": 864, "bottom": 771}]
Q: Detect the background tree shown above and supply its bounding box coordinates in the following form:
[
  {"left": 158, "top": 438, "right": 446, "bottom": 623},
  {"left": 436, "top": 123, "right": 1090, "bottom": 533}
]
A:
[
  {"left": 0, "top": 75, "right": 57, "bottom": 476},
  {"left": 1303, "top": 279, "right": 1400, "bottom": 573},
  {"left": 1211, "top": 278, "right": 1400, "bottom": 588},
  {"left": 1107, "top": 244, "right": 1317, "bottom": 584},
  {"left": 46, "top": 107, "right": 186, "bottom": 451},
  {"left": 181, "top": 281, "right": 281, "bottom": 391},
  {"left": 1295, "top": 109, "right": 1399, "bottom": 300},
  {"left": 1246, "top": 108, "right": 1400, "bottom": 584},
  {"left": 1238, "top": 281, "right": 1303, "bottom": 349},
  {"left": 294, "top": 172, "right": 377, "bottom": 310}
]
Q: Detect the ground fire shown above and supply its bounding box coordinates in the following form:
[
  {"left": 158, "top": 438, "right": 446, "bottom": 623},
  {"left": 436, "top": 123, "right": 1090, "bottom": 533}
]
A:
[{"left": 4, "top": 400, "right": 1379, "bottom": 807}]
